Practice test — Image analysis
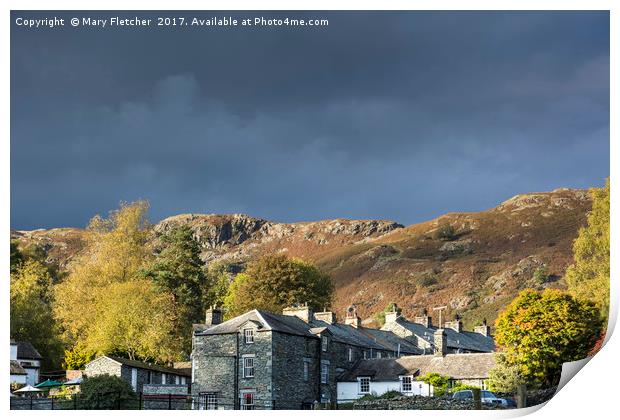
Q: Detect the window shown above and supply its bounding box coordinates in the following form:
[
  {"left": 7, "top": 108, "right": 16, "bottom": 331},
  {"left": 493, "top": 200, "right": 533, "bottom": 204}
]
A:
[
  {"left": 175, "top": 375, "right": 180, "bottom": 385},
  {"left": 206, "top": 393, "right": 218, "bottom": 410},
  {"left": 401, "top": 376, "right": 412, "bottom": 393},
  {"left": 358, "top": 377, "right": 370, "bottom": 394},
  {"left": 244, "top": 328, "right": 254, "bottom": 344},
  {"left": 241, "top": 392, "right": 255, "bottom": 410},
  {"left": 200, "top": 392, "right": 218, "bottom": 410},
  {"left": 321, "top": 363, "right": 329, "bottom": 384},
  {"left": 131, "top": 368, "right": 137, "bottom": 391},
  {"left": 348, "top": 347, "right": 353, "bottom": 362},
  {"left": 147, "top": 371, "right": 152, "bottom": 384},
  {"left": 181, "top": 376, "right": 186, "bottom": 385},
  {"left": 303, "top": 361, "right": 310, "bottom": 382},
  {"left": 161, "top": 373, "right": 166, "bottom": 384},
  {"left": 377, "top": 351, "right": 382, "bottom": 359},
  {"left": 321, "top": 335, "right": 328, "bottom": 352},
  {"left": 243, "top": 357, "right": 255, "bottom": 378},
  {"left": 363, "top": 350, "right": 368, "bottom": 360}
]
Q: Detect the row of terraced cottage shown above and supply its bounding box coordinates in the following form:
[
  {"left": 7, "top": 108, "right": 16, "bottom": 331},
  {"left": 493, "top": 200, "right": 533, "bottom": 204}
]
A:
[{"left": 85, "top": 303, "right": 496, "bottom": 409}]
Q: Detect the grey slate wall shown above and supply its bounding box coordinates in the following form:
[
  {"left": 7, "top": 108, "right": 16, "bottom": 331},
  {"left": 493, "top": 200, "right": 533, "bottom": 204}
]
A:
[{"left": 271, "top": 332, "right": 320, "bottom": 409}]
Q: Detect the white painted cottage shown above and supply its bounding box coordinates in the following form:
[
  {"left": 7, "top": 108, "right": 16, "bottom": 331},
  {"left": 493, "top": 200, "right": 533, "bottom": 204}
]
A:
[
  {"left": 337, "top": 329, "right": 497, "bottom": 403},
  {"left": 10, "top": 340, "right": 42, "bottom": 386}
]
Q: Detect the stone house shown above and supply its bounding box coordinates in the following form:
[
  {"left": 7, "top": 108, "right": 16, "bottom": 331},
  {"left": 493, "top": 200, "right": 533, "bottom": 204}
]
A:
[
  {"left": 191, "top": 305, "right": 420, "bottom": 410},
  {"left": 380, "top": 306, "right": 495, "bottom": 354},
  {"left": 337, "top": 330, "right": 497, "bottom": 402},
  {"left": 84, "top": 355, "right": 190, "bottom": 394}
]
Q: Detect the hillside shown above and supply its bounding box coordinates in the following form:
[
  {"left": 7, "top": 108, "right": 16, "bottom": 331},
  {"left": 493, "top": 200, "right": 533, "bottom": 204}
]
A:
[{"left": 11, "top": 188, "right": 591, "bottom": 329}]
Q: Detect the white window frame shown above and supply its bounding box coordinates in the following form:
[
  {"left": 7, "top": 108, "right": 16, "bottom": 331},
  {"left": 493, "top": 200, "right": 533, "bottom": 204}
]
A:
[
  {"left": 181, "top": 376, "right": 186, "bottom": 385},
  {"left": 303, "top": 360, "right": 310, "bottom": 382},
  {"left": 358, "top": 377, "right": 371, "bottom": 394},
  {"left": 400, "top": 375, "right": 413, "bottom": 393},
  {"left": 321, "top": 335, "right": 328, "bottom": 352},
  {"left": 243, "top": 356, "right": 255, "bottom": 378},
  {"left": 244, "top": 328, "right": 254, "bottom": 344},
  {"left": 377, "top": 351, "right": 382, "bottom": 359},
  {"left": 241, "top": 392, "right": 255, "bottom": 410},
  {"left": 363, "top": 350, "right": 368, "bottom": 360},
  {"left": 321, "top": 362, "right": 329, "bottom": 384},
  {"left": 205, "top": 392, "right": 218, "bottom": 410},
  {"left": 131, "top": 368, "right": 138, "bottom": 391},
  {"left": 161, "top": 373, "right": 166, "bottom": 384},
  {"left": 348, "top": 347, "right": 353, "bottom": 362}
]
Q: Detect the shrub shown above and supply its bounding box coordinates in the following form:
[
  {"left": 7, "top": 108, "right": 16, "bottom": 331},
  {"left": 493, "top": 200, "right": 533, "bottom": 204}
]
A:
[
  {"left": 77, "top": 374, "right": 138, "bottom": 409},
  {"left": 418, "top": 373, "right": 450, "bottom": 396},
  {"left": 435, "top": 224, "right": 456, "bottom": 241},
  {"left": 379, "top": 390, "right": 403, "bottom": 399}
]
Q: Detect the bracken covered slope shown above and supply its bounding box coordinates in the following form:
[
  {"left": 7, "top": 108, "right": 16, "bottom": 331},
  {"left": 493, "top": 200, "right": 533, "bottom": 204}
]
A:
[{"left": 11, "top": 188, "right": 591, "bottom": 330}]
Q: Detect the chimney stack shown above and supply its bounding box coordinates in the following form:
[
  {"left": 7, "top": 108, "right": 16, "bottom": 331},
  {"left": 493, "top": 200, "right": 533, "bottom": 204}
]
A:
[
  {"left": 474, "top": 318, "right": 492, "bottom": 337},
  {"left": 434, "top": 329, "right": 447, "bottom": 356},
  {"left": 414, "top": 309, "right": 432, "bottom": 328},
  {"left": 344, "top": 305, "right": 361, "bottom": 328},
  {"left": 282, "top": 303, "right": 313, "bottom": 323},
  {"left": 205, "top": 307, "right": 223, "bottom": 326},
  {"left": 314, "top": 310, "right": 336, "bottom": 324},
  {"left": 444, "top": 314, "right": 463, "bottom": 333},
  {"left": 384, "top": 303, "right": 401, "bottom": 324}
]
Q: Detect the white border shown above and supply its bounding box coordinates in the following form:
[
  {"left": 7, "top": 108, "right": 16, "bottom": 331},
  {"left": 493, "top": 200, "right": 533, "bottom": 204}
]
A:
[{"left": 3, "top": 2, "right": 617, "bottom": 420}]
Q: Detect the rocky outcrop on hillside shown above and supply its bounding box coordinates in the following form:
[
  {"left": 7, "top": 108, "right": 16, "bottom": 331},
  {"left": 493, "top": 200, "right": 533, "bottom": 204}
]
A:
[{"left": 11, "top": 188, "right": 592, "bottom": 329}]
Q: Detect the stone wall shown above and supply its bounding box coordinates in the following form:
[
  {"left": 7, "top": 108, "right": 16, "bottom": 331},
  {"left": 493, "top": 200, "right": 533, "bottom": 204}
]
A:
[
  {"left": 271, "top": 332, "right": 320, "bottom": 408},
  {"left": 84, "top": 357, "right": 122, "bottom": 378},
  {"left": 350, "top": 395, "right": 500, "bottom": 410},
  {"left": 192, "top": 333, "right": 238, "bottom": 407}
]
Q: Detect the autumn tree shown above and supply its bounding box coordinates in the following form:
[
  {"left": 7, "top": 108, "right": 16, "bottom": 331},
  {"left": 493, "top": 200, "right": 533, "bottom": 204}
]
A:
[
  {"left": 11, "top": 259, "right": 64, "bottom": 369},
  {"left": 55, "top": 201, "right": 181, "bottom": 364},
  {"left": 141, "top": 224, "right": 208, "bottom": 355},
  {"left": 224, "top": 255, "right": 333, "bottom": 318},
  {"left": 565, "top": 179, "right": 610, "bottom": 319},
  {"left": 495, "top": 289, "right": 601, "bottom": 388}
]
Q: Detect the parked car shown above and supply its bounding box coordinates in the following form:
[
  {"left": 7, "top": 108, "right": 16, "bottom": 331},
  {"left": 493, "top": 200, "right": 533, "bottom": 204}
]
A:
[{"left": 452, "top": 390, "right": 513, "bottom": 407}]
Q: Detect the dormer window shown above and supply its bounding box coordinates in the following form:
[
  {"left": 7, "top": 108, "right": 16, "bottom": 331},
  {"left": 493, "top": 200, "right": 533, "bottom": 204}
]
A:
[
  {"left": 244, "top": 328, "right": 254, "bottom": 344},
  {"left": 321, "top": 335, "right": 328, "bottom": 352}
]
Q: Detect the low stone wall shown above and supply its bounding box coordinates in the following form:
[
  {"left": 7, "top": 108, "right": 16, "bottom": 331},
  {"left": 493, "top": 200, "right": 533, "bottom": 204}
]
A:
[
  {"left": 351, "top": 395, "right": 499, "bottom": 410},
  {"left": 142, "top": 384, "right": 190, "bottom": 410}
]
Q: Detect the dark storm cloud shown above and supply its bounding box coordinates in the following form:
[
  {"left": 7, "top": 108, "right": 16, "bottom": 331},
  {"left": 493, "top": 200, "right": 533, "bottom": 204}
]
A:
[{"left": 11, "top": 11, "right": 609, "bottom": 229}]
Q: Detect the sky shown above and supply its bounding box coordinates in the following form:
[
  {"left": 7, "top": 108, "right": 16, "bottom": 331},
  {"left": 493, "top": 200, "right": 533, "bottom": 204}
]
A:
[{"left": 10, "top": 11, "right": 610, "bottom": 230}]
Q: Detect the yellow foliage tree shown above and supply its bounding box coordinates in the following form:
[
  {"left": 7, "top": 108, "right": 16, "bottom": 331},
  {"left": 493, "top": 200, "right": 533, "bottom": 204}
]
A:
[
  {"left": 565, "top": 179, "right": 610, "bottom": 319},
  {"left": 55, "top": 201, "right": 182, "bottom": 364}
]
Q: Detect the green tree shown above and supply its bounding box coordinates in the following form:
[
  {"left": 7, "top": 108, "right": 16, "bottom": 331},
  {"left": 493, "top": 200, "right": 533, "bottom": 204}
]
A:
[
  {"left": 374, "top": 302, "right": 398, "bottom": 326},
  {"left": 141, "top": 224, "right": 208, "bottom": 354},
  {"left": 204, "top": 261, "right": 235, "bottom": 308},
  {"left": 77, "top": 374, "right": 138, "bottom": 409},
  {"left": 487, "top": 354, "right": 526, "bottom": 393},
  {"left": 63, "top": 343, "right": 96, "bottom": 370},
  {"left": 565, "top": 179, "right": 610, "bottom": 319},
  {"left": 495, "top": 289, "right": 601, "bottom": 388},
  {"left": 223, "top": 255, "right": 333, "bottom": 318},
  {"left": 10, "top": 259, "right": 64, "bottom": 370},
  {"left": 418, "top": 373, "right": 450, "bottom": 396}
]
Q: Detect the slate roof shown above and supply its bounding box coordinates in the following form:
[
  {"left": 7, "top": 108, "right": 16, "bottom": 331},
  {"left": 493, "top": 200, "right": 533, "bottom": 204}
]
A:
[
  {"left": 386, "top": 318, "right": 495, "bottom": 353},
  {"left": 97, "top": 356, "right": 191, "bottom": 377},
  {"left": 11, "top": 360, "right": 27, "bottom": 375},
  {"left": 196, "top": 309, "right": 316, "bottom": 337},
  {"left": 172, "top": 361, "right": 192, "bottom": 377},
  {"left": 16, "top": 342, "right": 43, "bottom": 360},
  {"left": 338, "top": 353, "right": 497, "bottom": 382},
  {"left": 196, "top": 309, "right": 422, "bottom": 355}
]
